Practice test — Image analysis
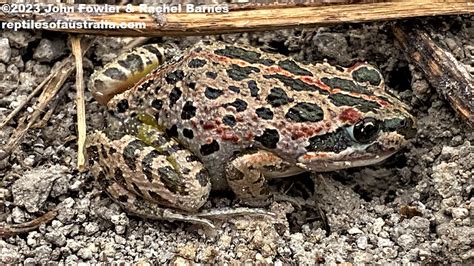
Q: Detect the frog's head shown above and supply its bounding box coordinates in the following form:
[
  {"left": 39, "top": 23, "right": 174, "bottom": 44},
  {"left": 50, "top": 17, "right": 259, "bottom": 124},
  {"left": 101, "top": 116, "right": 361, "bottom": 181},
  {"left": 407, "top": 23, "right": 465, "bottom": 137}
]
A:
[{"left": 297, "top": 64, "right": 417, "bottom": 172}]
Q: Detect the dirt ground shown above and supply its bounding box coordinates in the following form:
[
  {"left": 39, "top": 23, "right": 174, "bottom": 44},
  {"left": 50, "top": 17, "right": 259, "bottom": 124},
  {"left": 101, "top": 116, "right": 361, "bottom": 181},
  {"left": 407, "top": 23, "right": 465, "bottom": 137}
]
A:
[{"left": 0, "top": 15, "right": 473, "bottom": 264}]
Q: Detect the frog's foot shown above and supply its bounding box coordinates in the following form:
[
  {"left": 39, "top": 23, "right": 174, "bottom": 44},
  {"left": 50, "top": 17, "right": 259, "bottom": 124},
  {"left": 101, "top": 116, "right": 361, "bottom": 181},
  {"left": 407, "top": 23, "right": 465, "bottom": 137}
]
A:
[
  {"left": 226, "top": 150, "right": 305, "bottom": 207},
  {"left": 196, "top": 207, "right": 276, "bottom": 219}
]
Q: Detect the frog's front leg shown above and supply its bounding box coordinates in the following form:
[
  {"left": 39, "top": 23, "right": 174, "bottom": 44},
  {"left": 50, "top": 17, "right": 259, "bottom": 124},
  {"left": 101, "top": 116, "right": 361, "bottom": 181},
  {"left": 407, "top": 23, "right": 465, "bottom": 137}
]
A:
[
  {"left": 225, "top": 150, "right": 306, "bottom": 207},
  {"left": 87, "top": 131, "right": 212, "bottom": 214}
]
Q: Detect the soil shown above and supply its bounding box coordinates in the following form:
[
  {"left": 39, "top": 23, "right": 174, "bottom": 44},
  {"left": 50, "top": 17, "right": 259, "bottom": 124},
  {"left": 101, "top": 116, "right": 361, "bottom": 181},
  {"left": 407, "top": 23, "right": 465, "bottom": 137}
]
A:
[{"left": 0, "top": 15, "right": 473, "bottom": 264}]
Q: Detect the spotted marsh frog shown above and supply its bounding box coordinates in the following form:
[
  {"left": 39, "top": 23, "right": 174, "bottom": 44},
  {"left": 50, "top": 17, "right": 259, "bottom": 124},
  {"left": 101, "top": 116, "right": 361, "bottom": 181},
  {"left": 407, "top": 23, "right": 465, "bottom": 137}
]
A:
[{"left": 87, "top": 40, "right": 416, "bottom": 227}]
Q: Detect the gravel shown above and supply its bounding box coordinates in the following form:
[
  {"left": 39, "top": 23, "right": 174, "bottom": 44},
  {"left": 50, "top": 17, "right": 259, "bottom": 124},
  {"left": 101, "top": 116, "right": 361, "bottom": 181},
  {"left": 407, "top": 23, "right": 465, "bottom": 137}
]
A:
[
  {"left": 0, "top": 15, "right": 473, "bottom": 264},
  {"left": 0, "top": 38, "right": 12, "bottom": 64}
]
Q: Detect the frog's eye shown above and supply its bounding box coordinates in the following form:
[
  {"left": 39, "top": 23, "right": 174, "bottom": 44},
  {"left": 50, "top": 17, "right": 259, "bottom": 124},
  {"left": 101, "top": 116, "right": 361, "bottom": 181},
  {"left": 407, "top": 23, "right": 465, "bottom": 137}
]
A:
[{"left": 349, "top": 117, "right": 381, "bottom": 144}]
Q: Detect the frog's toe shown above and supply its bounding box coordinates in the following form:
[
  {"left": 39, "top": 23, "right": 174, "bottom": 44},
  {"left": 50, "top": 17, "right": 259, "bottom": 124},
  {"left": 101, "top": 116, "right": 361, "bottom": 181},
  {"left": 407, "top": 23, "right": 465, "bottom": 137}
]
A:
[{"left": 196, "top": 207, "right": 276, "bottom": 220}]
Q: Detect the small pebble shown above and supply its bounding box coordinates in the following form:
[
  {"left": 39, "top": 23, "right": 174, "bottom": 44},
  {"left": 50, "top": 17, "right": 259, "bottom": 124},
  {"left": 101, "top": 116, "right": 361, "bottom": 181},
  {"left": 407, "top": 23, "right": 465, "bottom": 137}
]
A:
[
  {"left": 451, "top": 207, "right": 468, "bottom": 219},
  {"left": 33, "top": 38, "right": 66, "bottom": 62},
  {"left": 0, "top": 38, "right": 11, "bottom": 63},
  {"left": 357, "top": 236, "right": 368, "bottom": 250}
]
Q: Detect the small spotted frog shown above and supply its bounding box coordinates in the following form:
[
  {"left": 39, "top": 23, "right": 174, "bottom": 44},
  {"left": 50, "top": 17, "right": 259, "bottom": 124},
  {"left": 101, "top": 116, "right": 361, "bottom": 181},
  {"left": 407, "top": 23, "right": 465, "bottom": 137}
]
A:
[{"left": 87, "top": 41, "right": 416, "bottom": 227}]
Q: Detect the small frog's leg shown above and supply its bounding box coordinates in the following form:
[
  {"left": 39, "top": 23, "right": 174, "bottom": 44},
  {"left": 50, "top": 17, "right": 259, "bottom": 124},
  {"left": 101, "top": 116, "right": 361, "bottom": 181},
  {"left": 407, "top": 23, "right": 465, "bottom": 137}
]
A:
[
  {"left": 87, "top": 129, "right": 211, "bottom": 213},
  {"left": 225, "top": 150, "right": 306, "bottom": 207}
]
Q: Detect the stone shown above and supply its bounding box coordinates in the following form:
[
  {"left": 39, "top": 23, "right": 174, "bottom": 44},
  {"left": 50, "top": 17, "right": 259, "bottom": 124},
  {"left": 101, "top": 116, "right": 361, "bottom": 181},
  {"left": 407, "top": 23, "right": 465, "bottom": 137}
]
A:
[
  {"left": 33, "top": 38, "right": 66, "bottom": 62},
  {"left": 0, "top": 38, "right": 12, "bottom": 63}
]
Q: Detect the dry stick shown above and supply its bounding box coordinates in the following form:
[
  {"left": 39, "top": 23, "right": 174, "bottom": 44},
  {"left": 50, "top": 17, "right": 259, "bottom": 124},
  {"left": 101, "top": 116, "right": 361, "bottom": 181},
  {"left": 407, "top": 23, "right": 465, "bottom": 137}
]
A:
[
  {"left": 0, "top": 209, "right": 59, "bottom": 237},
  {"left": 71, "top": 35, "right": 87, "bottom": 171},
  {"left": 393, "top": 24, "right": 474, "bottom": 126},
  {"left": 0, "top": 2, "right": 472, "bottom": 37},
  {"left": 34, "top": 84, "right": 70, "bottom": 128},
  {"left": 1, "top": 59, "right": 76, "bottom": 160},
  {"left": 0, "top": 73, "right": 52, "bottom": 130}
]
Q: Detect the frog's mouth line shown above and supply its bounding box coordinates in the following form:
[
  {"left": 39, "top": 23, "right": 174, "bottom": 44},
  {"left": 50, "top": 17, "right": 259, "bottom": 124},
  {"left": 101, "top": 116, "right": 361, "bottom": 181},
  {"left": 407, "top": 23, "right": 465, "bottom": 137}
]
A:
[{"left": 297, "top": 149, "right": 398, "bottom": 172}]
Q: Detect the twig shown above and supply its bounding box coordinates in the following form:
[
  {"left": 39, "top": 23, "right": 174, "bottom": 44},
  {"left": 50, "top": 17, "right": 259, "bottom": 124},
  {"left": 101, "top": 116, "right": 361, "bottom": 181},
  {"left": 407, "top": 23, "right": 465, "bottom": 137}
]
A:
[
  {"left": 0, "top": 73, "right": 51, "bottom": 130},
  {"left": 0, "top": 38, "right": 95, "bottom": 160},
  {"left": 0, "top": 2, "right": 472, "bottom": 37},
  {"left": 0, "top": 208, "right": 58, "bottom": 238},
  {"left": 393, "top": 24, "right": 474, "bottom": 126},
  {"left": 71, "top": 35, "right": 87, "bottom": 171}
]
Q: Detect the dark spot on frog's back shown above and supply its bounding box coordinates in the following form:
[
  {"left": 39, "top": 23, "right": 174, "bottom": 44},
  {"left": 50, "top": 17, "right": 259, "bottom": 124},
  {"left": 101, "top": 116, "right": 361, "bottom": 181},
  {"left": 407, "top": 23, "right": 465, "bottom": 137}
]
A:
[
  {"left": 205, "top": 87, "right": 224, "bottom": 100},
  {"left": 103, "top": 67, "right": 127, "bottom": 80},
  {"left": 200, "top": 139, "right": 220, "bottom": 156},
  {"left": 352, "top": 66, "right": 382, "bottom": 86},
  {"left": 227, "top": 64, "right": 260, "bottom": 81},
  {"left": 256, "top": 107, "right": 274, "bottom": 120},
  {"left": 206, "top": 71, "right": 218, "bottom": 79},
  {"left": 151, "top": 99, "right": 163, "bottom": 110},
  {"left": 321, "top": 77, "right": 372, "bottom": 95},
  {"left": 123, "top": 140, "right": 147, "bottom": 171},
  {"left": 143, "top": 44, "right": 163, "bottom": 58},
  {"left": 117, "top": 53, "right": 144, "bottom": 73},
  {"left": 187, "top": 82, "right": 196, "bottom": 90},
  {"left": 168, "top": 87, "right": 182, "bottom": 107},
  {"left": 329, "top": 93, "right": 381, "bottom": 113},
  {"left": 267, "top": 87, "right": 292, "bottom": 107},
  {"left": 181, "top": 101, "right": 197, "bottom": 120},
  {"left": 247, "top": 80, "right": 259, "bottom": 97},
  {"left": 223, "top": 99, "right": 247, "bottom": 112},
  {"left": 228, "top": 85, "right": 240, "bottom": 93},
  {"left": 182, "top": 128, "right": 194, "bottom": 139},
  {"left": 222, "top": 115, "right": 237, "bottom": 127},
  {"left": 188, "top": 58, "right": 207, "bottom": 68},
  {"left": 285, "top": 102, "right": 324, "bottom": 122},
  {"left": 214, "top": 46, "right": 262, "bottom": 64},
  {"left": 278, "top": 59, "right": 313, "bottom": 76},
  {"left": 165, "top": 70, "right": 185, "bottom": 84},
  {"left": 264, "top": 74, "right": 329, "bottom": 94},
  {"left": 166, "top": 124, "right": 178, "bottom": 138},
  {"left": 255, "top": 128, "right": 280, "bottom": 149}
]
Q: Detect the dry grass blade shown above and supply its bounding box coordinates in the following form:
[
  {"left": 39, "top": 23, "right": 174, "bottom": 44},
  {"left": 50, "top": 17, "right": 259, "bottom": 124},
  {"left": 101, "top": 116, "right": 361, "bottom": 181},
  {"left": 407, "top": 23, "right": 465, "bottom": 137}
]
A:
[
  {"left": 71, "top": 35, "right": 87, "bottom": 171},
  {"left": 0, "top": 38, "right": 95, "bottom": 161},
  {"left": 0, "top": 209, "right": 59, "bottom": 238},
  {"left": 0, "top": 73, "right": 52, "bottom": 130}
]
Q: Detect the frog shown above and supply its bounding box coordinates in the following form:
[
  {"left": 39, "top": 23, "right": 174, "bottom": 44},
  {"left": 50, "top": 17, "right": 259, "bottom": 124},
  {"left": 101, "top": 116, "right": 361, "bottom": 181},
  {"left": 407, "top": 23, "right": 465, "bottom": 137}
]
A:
[{"left": 87, "top": 40, "right": 416, "bottom": 228}]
